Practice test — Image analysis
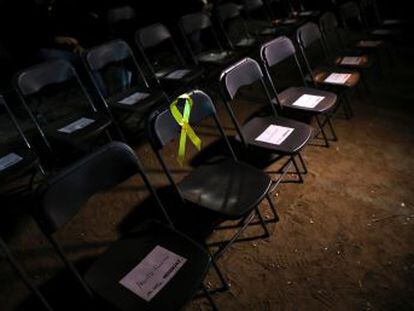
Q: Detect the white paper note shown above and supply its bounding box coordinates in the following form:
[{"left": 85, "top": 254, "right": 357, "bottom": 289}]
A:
[
  {"left": 292, "top": 94, "right": 325, "bottom": 108},
  {"left": 372, "top": 29, "right": 391, "bottom": 35},
  {"left": 119, "top": 246, "right": 187, "bottom": 302},
  {"left": 165, "top": 69, "right": 191, "bottom": 80},
  {"left": 255, "top": 125, "right": 294, "bottom": 145},
  {"left": 358, "top": 40, "right": 382, "bottom": 47},
  {"left": 58, "top": 118, "right": 95, "bottom": 134},
  {"left": 236, "top": 37, "right": 255, "bottom": 47},
  {"left": 324, "top": 73, "right": 351, "bottom": 85},
  {"left": 118, "top": 92, "right": 150, "bottom": 105},
  {"left": 282, "top": 19, "right": 297, "bottom": 24},
  {"left": 198, "top": 51, "right": 229, "bottom": 62},
  {"left": 299, "top": 11, "right": 313, "bottom": 16},
  {"left": 383, "top": 19, "right": 400, "bottom": 25},
  {"left": 0, "top": 153, "right": 23, "bottom": 171},
  {"left": 340, "top": 56, "right": 362, "bottom": 66}
]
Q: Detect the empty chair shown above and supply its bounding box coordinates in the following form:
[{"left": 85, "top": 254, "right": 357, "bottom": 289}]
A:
[
  {"left": 147, "top": 90, "right": 277, "bottom": 258},
  {"left": 84, "top": 40, "right": 168, "bottom": 135},
  {"left": 35, "top": 141, "right": 217, "bottom": 310},
  {"left": 14, "top": 60, "right": 113, "bottom": 155},
  {"left": 106, "top": 5, "right": 137, "bottom": 41},
  {"left": 0, "top": 95, "right": 43, "bottom": 195},
  {"left": 178, "top": 12, "right": 236, "bottom": 69},
  {"left": 296, "top": 22, "right": 360, "bottom": 118},
  {"left": 339, "top": 2, "right": 397, "bottom": 42},
  {"left": 220, "top": 57, "right": 313, "bottom": 183},
  {"left": 135, "top": 23, "right": 204, "bottom": 93},
  {"left": 215, "top": 3, "right": 257, "bottom": 50},
  {"left": 319, "top": 12, "right": 373, "bottom": 69},
  {"left": 260, "top": 36, "right": 338, "bottom": 147}
]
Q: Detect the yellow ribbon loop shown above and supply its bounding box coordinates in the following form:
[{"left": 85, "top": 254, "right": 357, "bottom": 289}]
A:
[{"left": 170, "top": 94, "right": 202, "bottom": 165}]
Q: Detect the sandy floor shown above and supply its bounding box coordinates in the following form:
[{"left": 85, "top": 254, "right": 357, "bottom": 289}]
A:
[{"left": 1, "top": 47, "right": 413, "bottom": 310}]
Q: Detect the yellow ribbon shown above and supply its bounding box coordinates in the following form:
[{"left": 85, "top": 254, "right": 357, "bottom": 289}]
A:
[{"left": 170, "top": 94, "right": 202, "bottom": 165}]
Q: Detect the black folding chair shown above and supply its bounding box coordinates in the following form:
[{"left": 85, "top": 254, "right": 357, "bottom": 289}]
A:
[
  {"left": 215, "top": 3, "right": 258, "bottom": 50},
  {"left": 106, "top": 5, "right": 137, "bottom": 41},
  {"left": 319, "top": 12, "right": 373, "bottom": 69},
  {"left": 296, "top": 22, "right": 360, "bottom": 118},
  {"left": 260, "top": 36, "right": 338, "bottom": 147},
  {"left": 35, "top": 141, "right": 218, "bottom": 310},
  {"left": 0, "top": 95, "right": 44, "bottom": 195},
  {"left": 135, "top": 23, "right": 205, "bottom": 94},
  {"left": 178, "top": 12, "right": 236, "bottom": 69},
  {"left": 243, "top": 0, "right": 299, "bottom": 36},
  {"left": 84, "top": 40, "right": 169, "bottom": 137},
  {"left": 147, "top": 90, "right": 277, "bottom": 259},
  {"left": 220, "top": 57, "right": 313, "bottom": 183},
  {"left": 14, "top": 60, "right": 113, "bottom": 157}
]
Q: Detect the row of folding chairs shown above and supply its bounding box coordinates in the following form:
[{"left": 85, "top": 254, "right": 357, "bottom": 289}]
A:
[{"left": 0, "top": 1, "right": 401, "bottom": 310}]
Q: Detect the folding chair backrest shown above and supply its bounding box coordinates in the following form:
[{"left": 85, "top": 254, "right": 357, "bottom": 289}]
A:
[
  {"left": 220, "top": 57, "right": 264, "bottom": 101},
  {"left": 339, "top": 2, "right": 364, "bottom": 28},
  {"left": 85, "top": 40, "right": 149, "bottom": 98},
  {"left": 216, "top": 3, "right": 243, "bottom": 22},
  {"left": 243, "top": 0, "right": 265, "bottom": 13},
  {"left": 319, "top": 12, "right": 339, "bottom": 34},
  {"left": 107, "top": 5, "right": 136, "bottom": 25},
  {"left": 296, "top": 22, "right": 323, "bottom": 49},
  {"left": 37, "top": 142, "right": 141, "bottom": 234},
  {"left": 179, "top": 12, "right": 213, "bottom": 36},
  {"left": 260, "top": 36, "right": 297, "bottom": 68},
  {"left": 147, "top": 90, "right": 217, "bottom": 151},
  {"left": 16, "top": 60, "right": 76, "bottom": 97},
  {"left": 136, "top": 23, "right": 173, "bottom": 49}
]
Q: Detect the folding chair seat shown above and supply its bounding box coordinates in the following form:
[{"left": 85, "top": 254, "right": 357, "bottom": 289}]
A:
[
  {"left": 135, "top": 23, "right": 205, "bottom": 93},
  {"left": 179, "top": 12, "right": 237, "bottom": 69},
  {"left": 147, "top": 90, "right": 276, "bottom": 257},
  {"left": 215, "top": 3, "right": 258, "bottom": 51},
  {"left": 14, "top": 60, "right": 113, "bottom": 154},
  {"left": 220, "top": 57, "right": 313, "bottom": 182},
  {"left": 296, "top": 22, "right": 361, "bottom": 90},
  {"left": 36, "top": 142, "right": 217, "bottom": 311},
  {"left": 84, "top": 40, "right": 168, "bottom": 136},
  {"left": 0, "top": 95, "right": 43, "bottom": 194}
]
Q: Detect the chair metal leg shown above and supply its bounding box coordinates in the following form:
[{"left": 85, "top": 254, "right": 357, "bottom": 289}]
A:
[
  {"left": 343, "top": 93, "right": 354, "bottom": 118},
  {"left": 211, "top": 259, "right": 230, "bottom": 292},
  {"left": 290, "top": 155, "right": 304, "bottom": 183},
  {"left": 46, "top": 234, "right": 93, "bottom": 298},
  {"left": 0, "top": 237, "right": 54, "bottom": 311},
  {"left": 315, "top": 115, "right": 330, "bottom": 148},
  {"left": 326, "top": 115, "right": 338, "bottom": 141},
  {"left": 266, "top": 194, "right": 279, "bottom": 223},
  {"left": 201, "top": 284, "right": 219, "bottom": 311},
  {"left": 297, "top": 153, "right": 308, "bottom": 175},
  {"left": 255, "top": 207, "right": 270, "bottom": 238}
]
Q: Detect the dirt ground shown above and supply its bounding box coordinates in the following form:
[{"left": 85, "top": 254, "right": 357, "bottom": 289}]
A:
[{"left": 1, "top": 46, "right": 413, "bottom": 310}]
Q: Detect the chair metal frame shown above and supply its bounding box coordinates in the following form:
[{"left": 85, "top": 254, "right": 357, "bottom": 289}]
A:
[
  {"left": 147, "top": 90, "right": 278, "bottom": 259},
  {"left": 14, "top": 60, "right": 113, "bottom": 154},
  {"left": 260, "top": 36, "right": 338, "bottom": 147},
  {"left": 35, "top": 141, "right": 221, "bottom": 310}
]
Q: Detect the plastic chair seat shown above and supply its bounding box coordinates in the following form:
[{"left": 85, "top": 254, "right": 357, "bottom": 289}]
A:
[
  {"left": 308, "top": 67, "right": 360, "bottom": 88},
  {"left": 178, "top": 158, "right": 271, "bottom": 219},
  {"left": 276, "top": 86, "right": 337, "bottom": 114},
  {"left": 47, "top": 112, "right": 112, "bottom": 146},
  {"left": 85, "top": 221, "right": 210, "bottom": 311},
  {"left": 0, "top": 146, "right": 38, "bottom": 183},
  {"left": 108, "top": 88, "right": 166, "bottom": 113},
  {"left": 236, "top": 115, "right": 313, "bottom": 154}
]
